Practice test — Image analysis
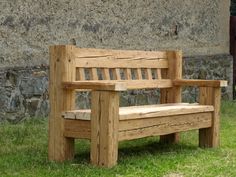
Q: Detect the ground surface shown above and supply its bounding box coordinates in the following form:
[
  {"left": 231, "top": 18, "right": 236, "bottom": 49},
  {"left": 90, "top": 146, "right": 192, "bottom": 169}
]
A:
[{"left": 0, "top": 101, "right": 236, "bottom": 177}]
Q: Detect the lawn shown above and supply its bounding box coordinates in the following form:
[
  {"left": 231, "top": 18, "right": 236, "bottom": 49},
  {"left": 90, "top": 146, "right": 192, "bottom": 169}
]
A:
[{"left": 0, "top": 101, "right": 236, "bottom": 177}]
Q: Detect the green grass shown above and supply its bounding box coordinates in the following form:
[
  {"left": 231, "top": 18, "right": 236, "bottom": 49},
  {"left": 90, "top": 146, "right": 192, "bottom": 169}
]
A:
[{"left": 0, "top": 101, "right": 236, "bottom": 177}]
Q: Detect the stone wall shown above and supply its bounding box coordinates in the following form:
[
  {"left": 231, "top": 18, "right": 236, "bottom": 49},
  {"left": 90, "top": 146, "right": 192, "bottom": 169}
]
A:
[
  {"left": 0, "top": 0, "right": 233, "bottom": 122},
  {"left": 0, "top": 54, "right": 232, "bottom": 123}
]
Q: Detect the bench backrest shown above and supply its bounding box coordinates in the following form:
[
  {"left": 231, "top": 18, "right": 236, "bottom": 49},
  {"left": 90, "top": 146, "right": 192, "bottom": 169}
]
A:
[
  {"left": 49, "top": 45, "right": 182, "bottom": 117},
  {"left": 74, "top": 48, "right": 168, "bottom": 81},
  {"left": 53, "top": 46, "right": 182, "bottom": 89}
]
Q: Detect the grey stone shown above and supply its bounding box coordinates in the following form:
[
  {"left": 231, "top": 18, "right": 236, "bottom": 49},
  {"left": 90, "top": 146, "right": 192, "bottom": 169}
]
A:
[
  {"left": 26, "top": 97, "right": 40, "bottom": 117},
  {"left": 19, "top": 77, "right": 48, "bottom": 97}
]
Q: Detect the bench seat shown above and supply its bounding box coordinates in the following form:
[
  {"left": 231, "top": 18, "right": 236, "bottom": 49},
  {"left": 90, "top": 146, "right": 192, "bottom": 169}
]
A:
[
  {"left": 62, "top": 103, "right": 214, "bottom": 141},
  {"left": 62, "top": 103, "right": 214, "bottom": 120}
]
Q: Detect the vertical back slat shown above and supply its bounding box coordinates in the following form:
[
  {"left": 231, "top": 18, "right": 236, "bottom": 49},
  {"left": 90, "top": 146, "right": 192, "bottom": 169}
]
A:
[
  {"left": 144, "top": 68, "right": 153, "bottom": 80},
  {"left": 124, "top": 68, "right": 132, "bottom": 80},
  {"left": 157, "top": 69, "right": 162, "bottom": 79},
  {"left": 77, "top": 68, "right": 85, "bottom": 80},
  {"left": 102, "top": 68, "right": 110, "bottom": 80},
  {"left": 134, "top": 68, "right": 143, "bottom": 80},
  {"left": 89, "top": 68, "right": 98, "bottom": 80},
  {"left": 112, "top": 68, "right": 121, "bottom": 80}
]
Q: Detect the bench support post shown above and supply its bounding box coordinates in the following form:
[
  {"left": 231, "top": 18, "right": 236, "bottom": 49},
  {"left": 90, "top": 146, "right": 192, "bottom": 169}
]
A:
[
  {"left": 91, "top": 91, "right": 119, "bottom": 168},
  {"left": 199, "top": 87, "right": 221, "bottom": 148},
  {"left": 48, "top": 45, "right": 76, "bottom": 161},
  {"left": 160, "top": 51, "right": 182, "bottom": 144}
]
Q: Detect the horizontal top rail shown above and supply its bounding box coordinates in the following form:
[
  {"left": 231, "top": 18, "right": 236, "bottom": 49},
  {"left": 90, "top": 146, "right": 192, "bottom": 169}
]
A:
[
  {"left": 75, "top": 58, "right": 168, "bottom": 68},
  {"left": 72, "top": 47, "right": 168, "bottom": 59}
]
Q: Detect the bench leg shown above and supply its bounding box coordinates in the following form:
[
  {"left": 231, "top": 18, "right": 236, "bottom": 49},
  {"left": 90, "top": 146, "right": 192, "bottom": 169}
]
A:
[
  {"left": 48, "top": 117, "right": 75, "bottom": 161},
  {"left": 160, "top": 86, "right": 181, "bottom": 144},
  {"left": 160, "top": 133, "right": 180, "bottom": 144},
  {"left": 199, "top": 87, "right": 221, "bottom": 148},
  {"left": 48, "top": 45, "right": 75, "bottom": 161},
  {"left": 90, "top": 91, "right": 119, "bottom": 168}
]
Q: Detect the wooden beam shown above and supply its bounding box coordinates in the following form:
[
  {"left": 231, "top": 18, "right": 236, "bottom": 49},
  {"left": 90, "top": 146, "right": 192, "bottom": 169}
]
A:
[
  {"left": 173, "top": 79, "right": 228, "bottom": 88},
  {"left": 48, "top": 45, "right": 76, "bottom": 162},
  {"left": 75, "top": 58, "right": 168, "bottom": 69},
  {"left": 72, "top": 47, "right": 167, "bottom": 59},
  {"left": 160, "top": 51, "right": 182, "bottom": 144},
  {"left": 76, "top": 68, "right": 85, "bottom": 80},
  {"left": 62, "top": 103, "right": 214, "bottom": 121},
  {"left": 90, "top": 91, "right": 119, "bottom": 168},
  {"left": 89, "top": 68, "right": 98, "bottom": 80},
  {"left": 119, "top": 112, "right": 212, "bottom": 141},
  {"left": 143, "top": 68, "right": 153, "bottom": 80},
  {"left": 124, "top": 68, "right": 132, "bottom": 80},
  {"left": 63, "top": 81, "right": 127, "bottom": 91},
  {"left": 101, "top": 68, "right": 110, "bottom": 80},
  {"left": 112, "top": 68, "right": 121, "bottom": 80},
  {"left": 199, "top": 87, "right": 221, "bottom": 148},
  {"left": 64, "top": 119, "right": 90, "bottom": 139},
  {"left": 135, "top": 68, "right": 143, "bottom": 79},
  {"left": 63, "top": 79, "right": 173, "bottom": 91}
]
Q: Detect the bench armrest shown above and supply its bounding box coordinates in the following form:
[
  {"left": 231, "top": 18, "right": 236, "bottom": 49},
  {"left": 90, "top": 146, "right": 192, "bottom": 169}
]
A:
[
  {"left": 173, "top": 79, "right": 228, "bottom": 88},
  {"left": 63, "top": 81, "right": 127, "bottom": 91},
  {"left": 63, "top": 79, "right": 173, "bottom": 91}
]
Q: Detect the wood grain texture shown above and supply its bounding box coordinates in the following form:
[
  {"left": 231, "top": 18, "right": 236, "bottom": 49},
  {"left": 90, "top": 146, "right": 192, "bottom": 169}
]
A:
[
  {"left": 48, "top": 45, "right": 76, "bottom": 162},
  {"left": 199, "top": 87, "right": 221, "bottom": 148},
  {"left": 63, "top": 81, "right": 127, "bottom": 91},
  {"left": 160, "top": 51, "right": 182, "bottom": 144},
  {"left": 90, "top": 91, "right": 100, "bottom": 166},
  {"left": 173, "top": 79, "right": 228, "bottom": 87},
  {"left": 62, "top": 112, "right": 212, "bottom": 142},
  {"left": 64, "top": 119, "right": 90, "bottom": 139},
  {"left": 75, "top": 58, "right": 168, "bottom": 69},
  {"left": 124, "top": 68, "right": 132, "bottom": 80},
  {"left": 134, "top": 68, "right": 143, "bottom": 79},
  {"left": 73, "top": 47, "right": 167, "bottom": 59},
  {"left": 112, "top": 68, "right": 121, "bottom": 80},
  {"left": 76, "top": 68, "right": 85, "bottom": 80},
  {"left": 101, "top": 68, "right": 110, "bottom": 80},
  {"left": 157, "top": 69, "right": 162, "bottom": 79},
  {"left": 118, "top": 112, "right": 212, "bottom": 141},
  {"left": 90, "top": 91, "right": 119, "bottom": 168},
  {"left": 63, "top": 103, "right": 214, "bottom": 121},
  {"left": 89, "top": 68, "right": 98, "bottom": 80},
  {"left": 143, "top": 68, "right": 153, "bottom": 80},
  {"left": 63, "top": 79, "right": 173, "bottom": 91}
]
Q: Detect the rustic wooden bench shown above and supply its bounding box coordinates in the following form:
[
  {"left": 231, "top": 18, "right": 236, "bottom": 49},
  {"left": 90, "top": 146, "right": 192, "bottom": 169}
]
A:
[{"left": 48, "top": 45, "right": 227, "bottom": 168}]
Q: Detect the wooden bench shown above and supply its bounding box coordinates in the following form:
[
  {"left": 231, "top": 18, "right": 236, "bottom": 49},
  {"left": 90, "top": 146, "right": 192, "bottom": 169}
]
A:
[{"left": 48, "top": 45, "right": 227, "bottom": 168}]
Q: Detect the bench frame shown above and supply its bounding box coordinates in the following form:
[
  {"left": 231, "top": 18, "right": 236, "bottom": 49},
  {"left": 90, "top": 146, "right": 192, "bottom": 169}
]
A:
[{"left": 48, "top": 45, "right": 227, "bottom": 167}]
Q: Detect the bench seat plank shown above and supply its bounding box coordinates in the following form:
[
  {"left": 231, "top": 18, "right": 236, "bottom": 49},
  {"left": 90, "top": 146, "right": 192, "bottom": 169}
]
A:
[
  {"left": 118, "top": 112, "right": 212, "bottom": 141},
  {"left": 62, "top": 103, "right": 214, "bottom": 120},
  {"left": 63, "top": 111, "right": 213, "bottom": 141}
]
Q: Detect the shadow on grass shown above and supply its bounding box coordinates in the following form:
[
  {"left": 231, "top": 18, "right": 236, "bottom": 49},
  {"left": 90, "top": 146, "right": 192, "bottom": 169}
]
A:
[{"left": 73, "top": 138, "right": 198, "bottom": 164}]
